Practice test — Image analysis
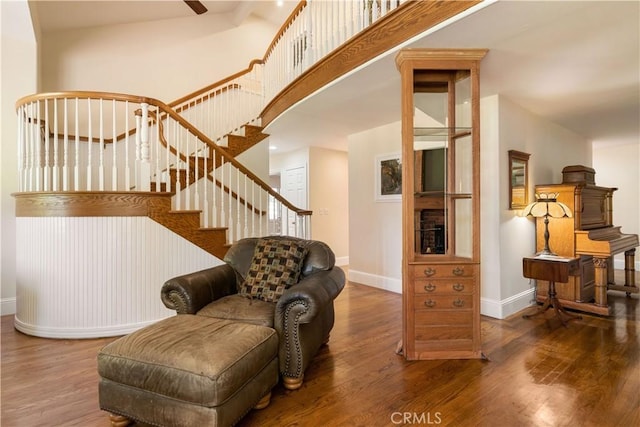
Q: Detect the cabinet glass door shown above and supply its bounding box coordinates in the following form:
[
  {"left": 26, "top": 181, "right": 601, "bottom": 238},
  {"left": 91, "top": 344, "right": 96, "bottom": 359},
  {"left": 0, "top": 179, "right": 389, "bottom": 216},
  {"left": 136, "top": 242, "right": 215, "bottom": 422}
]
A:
[{"left": 412, "top": 70, "right": 473, "bottom": 260}]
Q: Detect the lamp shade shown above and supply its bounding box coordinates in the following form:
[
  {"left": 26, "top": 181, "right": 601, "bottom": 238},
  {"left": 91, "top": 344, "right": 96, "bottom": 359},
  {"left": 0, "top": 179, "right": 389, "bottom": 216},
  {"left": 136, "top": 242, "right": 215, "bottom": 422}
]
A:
[
  {"left": 522, "top": 192, "right": 572, "bottom": 256},
  {"left": 522, "top": 193, "right": 572, "bottom": 219}
]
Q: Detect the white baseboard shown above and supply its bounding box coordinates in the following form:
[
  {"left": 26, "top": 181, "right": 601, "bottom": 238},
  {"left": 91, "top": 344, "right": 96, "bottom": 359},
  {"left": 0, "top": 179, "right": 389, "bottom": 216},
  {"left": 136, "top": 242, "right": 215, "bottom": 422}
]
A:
[
  {"left": 13, "top": 315, "right": 171, "bottom": 339},
  {"left": 481, "top": 288, "right": 536, "bottom": 320},
  {"left": 1, "top": 297, "right": 16, "bottom": 316},
  {"left": 335, "top": 256, "right": 349, "bottom": 267},
  {"left": 348, "top": 269, "right": 401, "bottom": 294}
]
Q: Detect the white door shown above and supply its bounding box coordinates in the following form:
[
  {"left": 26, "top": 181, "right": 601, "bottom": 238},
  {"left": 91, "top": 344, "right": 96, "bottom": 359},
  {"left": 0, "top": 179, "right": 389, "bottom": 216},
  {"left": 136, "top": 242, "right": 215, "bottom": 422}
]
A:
[{"left": 282, "top": 165, "right": 307, "bottom": 236}]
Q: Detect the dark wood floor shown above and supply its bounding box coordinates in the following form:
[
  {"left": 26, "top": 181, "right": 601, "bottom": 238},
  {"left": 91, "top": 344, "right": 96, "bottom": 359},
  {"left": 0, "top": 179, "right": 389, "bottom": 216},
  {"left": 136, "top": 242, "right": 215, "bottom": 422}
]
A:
[{"left": 2, "top": 274, "right": 639, "bottom": 427}]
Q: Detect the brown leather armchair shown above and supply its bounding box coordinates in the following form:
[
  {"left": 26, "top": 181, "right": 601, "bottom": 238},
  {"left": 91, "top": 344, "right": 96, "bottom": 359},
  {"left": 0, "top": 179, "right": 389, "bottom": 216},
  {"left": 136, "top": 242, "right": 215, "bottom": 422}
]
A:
[{"left": 161, "top": 236, "right": 346, "bottom": 390}]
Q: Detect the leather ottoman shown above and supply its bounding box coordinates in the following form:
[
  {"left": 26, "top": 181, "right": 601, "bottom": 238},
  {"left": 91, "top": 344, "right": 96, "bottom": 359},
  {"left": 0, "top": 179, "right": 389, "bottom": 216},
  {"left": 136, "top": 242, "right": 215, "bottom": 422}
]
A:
[{"left": 98, "top": 315, "right": 279, "bottom": 427}]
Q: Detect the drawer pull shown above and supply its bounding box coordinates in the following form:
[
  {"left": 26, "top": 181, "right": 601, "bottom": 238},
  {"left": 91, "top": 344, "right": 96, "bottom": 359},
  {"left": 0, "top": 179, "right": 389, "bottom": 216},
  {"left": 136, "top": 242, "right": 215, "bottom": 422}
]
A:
[
  {"left": 453, "top": 267, "right": 465, "bottom": 276},
  {"left": 424, "top": 299, "right": 436, "bottom": 308},
  {"left": 453, "top": 299, "right": 465, "bottom": 307},
  {"left": 423, "top": 267, "right": 436, "bottom": 277},
  {"left": 424, "top": 283, "right": 436, "bottom": 292},
  {"left": 452, "top": 283, "right": 465, "bottom": 292}
]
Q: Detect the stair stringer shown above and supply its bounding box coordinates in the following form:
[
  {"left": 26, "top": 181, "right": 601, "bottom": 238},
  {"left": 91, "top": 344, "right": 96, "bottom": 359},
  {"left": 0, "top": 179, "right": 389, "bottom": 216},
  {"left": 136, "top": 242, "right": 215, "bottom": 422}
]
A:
[{"left": 146, "top": 194, "right": 229, "bottom": 259}]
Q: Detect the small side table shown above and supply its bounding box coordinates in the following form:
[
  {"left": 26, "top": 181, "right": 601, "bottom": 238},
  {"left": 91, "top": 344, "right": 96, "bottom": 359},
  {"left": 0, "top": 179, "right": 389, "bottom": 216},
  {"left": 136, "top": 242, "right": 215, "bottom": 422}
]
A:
[{"left": 522, "top": 255, "right": 581, "bottom": 326}]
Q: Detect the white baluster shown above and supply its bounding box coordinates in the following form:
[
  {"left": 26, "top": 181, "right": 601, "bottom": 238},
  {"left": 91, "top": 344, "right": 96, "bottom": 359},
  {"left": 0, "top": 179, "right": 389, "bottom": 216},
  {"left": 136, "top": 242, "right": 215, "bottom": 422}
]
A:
[
  {"left": 332, "top": 0, "right": 338, "bottom": 51},
  {"left": 251, "top": 180, "right": 256, "bottom": 237},
  {"left": 112, "top": 99, "right": 118, "bottom": 191},
  {"left": 194, "top": 132, "right": 200, "bottom": 212},
  {"left": 135, "top": 112, "right": 141, "bottom": 191},
  {"left": 322, "top": 0, "right": 328, "bottom": 58},
  {"left": 63, "top": 98, "right": 69, "bottom": 191},
  {"left": 26, "top": 103, "right": 31, "bottom": 191},
  {"left": 211, "top": 149, "right": 217, "bottom": 227},
  {"left": 244, "top": 175, "right": 249, "bottom": 238},
  {"left": 259, "top": 188, "right": 264, "bottom": 236},
  {"left": 164, "top": 113, "right": 171, "bottom": 193},
  {"left": 228, "top": 164, "right": 233, "bottom": 242},
  {"left": 139, "top": 102, "right": 150, "bottom": 191},
  {"left": 32, "top": 101, "right": 39, "bottom": 191},
  {"left": 175, "top": 124, "right": 183, "bottom": 210},
  {"left": 99, "top": 98, "right": 105, "bottom": 191},
  {"left": 220, "top": 158, "right": 225, "bottom": 229},
  {"left": 43, "top": 99, "right": 50, "bottom": 191},
  {"left": 124, "top": 101, "right": 130, "bottom": 191},
  {"left": 22, "top": 103, "right": 28, "bottom": 191},
  {"left": 74, "top": 98, "right": 80, "bottom": 190},
  {"left": 157, "top": 110, "right": 163, "bottom": 193},
  {"left": 31, "top": 101, "right": 42, "bottom": 190},
  {"left": 203, "top": 143, "right": 209, "bottom": 228},
  {"left": 52, "top": 98, "right": 60, "bottom": 191},
  {"left": 185, "top": 121, "right": 191, "bottom": 209},
  {"left": 87, "top": 98, "right": 93, "bottom": 190}
]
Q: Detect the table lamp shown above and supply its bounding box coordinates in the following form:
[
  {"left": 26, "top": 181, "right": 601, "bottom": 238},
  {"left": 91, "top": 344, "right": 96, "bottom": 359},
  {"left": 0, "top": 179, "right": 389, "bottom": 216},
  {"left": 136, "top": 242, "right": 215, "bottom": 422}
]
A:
[{"left": 522, "top": 192, "right": 572, "bottom": 256}]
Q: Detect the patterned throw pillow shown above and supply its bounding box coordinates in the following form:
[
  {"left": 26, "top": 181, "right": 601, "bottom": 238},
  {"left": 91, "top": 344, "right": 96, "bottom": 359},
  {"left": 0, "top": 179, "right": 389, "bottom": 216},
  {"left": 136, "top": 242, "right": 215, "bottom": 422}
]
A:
[{"left": 239, "top": 238, "right": 309, "bottom": 303}]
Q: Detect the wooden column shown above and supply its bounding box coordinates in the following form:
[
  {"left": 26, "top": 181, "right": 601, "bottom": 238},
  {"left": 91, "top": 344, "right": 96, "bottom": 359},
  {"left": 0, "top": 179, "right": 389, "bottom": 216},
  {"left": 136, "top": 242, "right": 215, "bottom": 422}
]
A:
[
  {"left": 593, "top": 257, "right": 609, "bottom": 307},
  {"left": 625, "top": 248, "right": 636, "bottom": 288}
]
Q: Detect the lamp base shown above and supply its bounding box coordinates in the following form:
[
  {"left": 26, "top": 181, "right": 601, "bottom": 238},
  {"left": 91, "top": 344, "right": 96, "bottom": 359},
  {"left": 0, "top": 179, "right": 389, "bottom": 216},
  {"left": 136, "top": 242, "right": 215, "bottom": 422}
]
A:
[{"left": 535, "top": 249, "right": 558, "bottom": 257}]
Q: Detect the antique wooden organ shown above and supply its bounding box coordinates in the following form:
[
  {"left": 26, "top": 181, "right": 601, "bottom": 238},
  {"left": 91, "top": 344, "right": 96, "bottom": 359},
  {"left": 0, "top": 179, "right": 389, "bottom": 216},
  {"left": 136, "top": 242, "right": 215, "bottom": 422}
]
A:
[{"left": 534, "top": 165, "right": 638, "bottom": 315}]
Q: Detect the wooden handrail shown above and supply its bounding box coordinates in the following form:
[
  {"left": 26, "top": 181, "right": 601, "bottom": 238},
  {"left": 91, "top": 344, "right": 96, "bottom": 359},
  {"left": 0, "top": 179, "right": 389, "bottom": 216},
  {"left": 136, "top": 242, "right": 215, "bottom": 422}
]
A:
[
  {"left": 16, "top": 91, "right": 154, "bottom": 107},
  {"left": 168, "top": 70, "right": 259, "bottom": 109},
  {"left": 15, "top": 90, "right": 310, "bottom": 217},
  {"left": 146, "top": 110, "right": 267, "bottom": 216},
  {"left": 147, "top": 97, "right": 311, "bottom": 216}
]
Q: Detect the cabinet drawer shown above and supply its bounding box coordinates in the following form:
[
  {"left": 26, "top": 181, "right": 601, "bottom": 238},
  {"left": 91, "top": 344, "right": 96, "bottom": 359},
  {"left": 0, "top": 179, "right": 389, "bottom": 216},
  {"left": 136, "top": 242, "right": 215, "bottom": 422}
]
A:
[
  {"left": 415, "top": 310, "right": 472, "bottom": 326},
  {"left": 414, "top": 278, "right": 474, "bottom": 295},
  {"left": 415, "top": 325, "right": 473, "bottom": 341},
  {"left": 411, "top": 264, "right": 476, "bottom": 279},
  {"left": 415, "top": 294, "right": 474, "bottom": 310}
]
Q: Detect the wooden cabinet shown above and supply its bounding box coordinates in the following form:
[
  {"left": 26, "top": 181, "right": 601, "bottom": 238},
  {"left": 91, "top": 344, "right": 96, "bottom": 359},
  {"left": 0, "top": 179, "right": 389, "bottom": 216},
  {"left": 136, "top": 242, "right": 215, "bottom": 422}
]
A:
[{"left": 396, "top": 49, "right": 486, "bottom": 360}]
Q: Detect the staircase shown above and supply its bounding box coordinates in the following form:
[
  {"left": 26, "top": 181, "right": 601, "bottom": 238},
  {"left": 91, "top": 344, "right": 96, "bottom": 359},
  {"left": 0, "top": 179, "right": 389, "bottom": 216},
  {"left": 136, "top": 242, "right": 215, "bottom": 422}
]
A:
[
  {"left": 14, "top": 0, "right": 479, "bottom": 258},
  {"left": 149, "top": 124, "right": 270, "bottom": 258}
]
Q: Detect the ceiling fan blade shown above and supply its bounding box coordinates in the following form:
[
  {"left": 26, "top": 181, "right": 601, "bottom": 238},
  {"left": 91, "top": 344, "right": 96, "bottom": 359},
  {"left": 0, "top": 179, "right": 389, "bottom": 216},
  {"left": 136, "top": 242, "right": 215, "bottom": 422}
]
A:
[{"left": 184, "top": 1, "right": 208, "bottom": 15}]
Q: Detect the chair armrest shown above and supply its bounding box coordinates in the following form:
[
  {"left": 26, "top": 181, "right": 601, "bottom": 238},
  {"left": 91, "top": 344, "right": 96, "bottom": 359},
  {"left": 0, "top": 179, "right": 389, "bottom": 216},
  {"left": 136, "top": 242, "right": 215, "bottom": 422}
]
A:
[
  {"left": 275, "top": 267, "right": 346, "bottom": 323},
  {"left": 161, "top": 264, "right": 238, "bottom": 314},
  {"left": 274, "top": 267, "right": 345, "bottom": 380}
]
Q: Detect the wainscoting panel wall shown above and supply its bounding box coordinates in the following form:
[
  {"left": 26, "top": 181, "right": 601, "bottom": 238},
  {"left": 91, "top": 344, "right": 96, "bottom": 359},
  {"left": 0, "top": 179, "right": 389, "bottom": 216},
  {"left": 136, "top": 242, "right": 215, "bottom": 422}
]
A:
[{"left": 15, "top": 216, "right": 221, "bottom": 338}]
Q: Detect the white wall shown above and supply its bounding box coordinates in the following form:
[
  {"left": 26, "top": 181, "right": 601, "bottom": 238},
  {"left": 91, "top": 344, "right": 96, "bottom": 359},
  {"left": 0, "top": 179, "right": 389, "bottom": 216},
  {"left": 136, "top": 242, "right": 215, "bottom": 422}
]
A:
[
  {"left": 347, "top": 121, "right": 402, "bottom": 293},
  {"left": 270, "top": 146, "right": 350, "bottom": 264},
  {"left": 481, "top": 95, "right": 591, "bottom": 319},
  {"left": 308, "top": 147, "right": 349, "bottom": 264},
  {"left": 1, "top": 0, "right": 38, "bottom": 315},
  {"left": 39, "top": 14, "right": 279, "bottom": 100},
  {"left": 593, "top": 142, "right": 640, "bottom": 269}
]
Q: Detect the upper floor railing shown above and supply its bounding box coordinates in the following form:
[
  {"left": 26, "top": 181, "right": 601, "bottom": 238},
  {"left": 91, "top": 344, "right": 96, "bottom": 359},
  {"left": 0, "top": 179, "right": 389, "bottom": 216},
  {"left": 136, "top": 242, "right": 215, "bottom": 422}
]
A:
[{"left": 171, "top": 0, "right": 408, "bottom": 144}]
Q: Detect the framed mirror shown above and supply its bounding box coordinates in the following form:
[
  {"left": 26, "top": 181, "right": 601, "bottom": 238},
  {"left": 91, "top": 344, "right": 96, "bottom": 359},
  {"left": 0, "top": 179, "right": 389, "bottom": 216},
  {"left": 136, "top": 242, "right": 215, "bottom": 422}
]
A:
[{"left": 508, "top": 150, "right": 530, "bottom": 209}]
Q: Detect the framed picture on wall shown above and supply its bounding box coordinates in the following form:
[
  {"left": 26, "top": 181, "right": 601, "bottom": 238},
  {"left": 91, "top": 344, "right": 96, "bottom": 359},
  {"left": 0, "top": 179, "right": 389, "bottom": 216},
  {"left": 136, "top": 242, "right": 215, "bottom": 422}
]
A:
[{"left": 375, "top": 153, "right": 402, "bottom": 202}]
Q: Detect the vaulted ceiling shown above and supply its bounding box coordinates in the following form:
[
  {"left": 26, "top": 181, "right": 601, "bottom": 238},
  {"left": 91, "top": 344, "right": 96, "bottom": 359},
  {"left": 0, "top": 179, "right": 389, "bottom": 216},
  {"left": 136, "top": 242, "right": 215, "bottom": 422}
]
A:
[
  {"left": 31, "top": 0, "right": 639, "bottom": 153},
  {"left": 32, "top": 1, "right": 296, "bottom": 31}
]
